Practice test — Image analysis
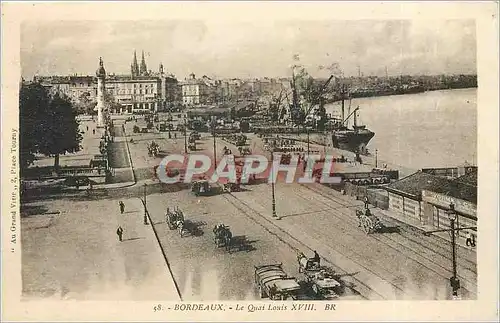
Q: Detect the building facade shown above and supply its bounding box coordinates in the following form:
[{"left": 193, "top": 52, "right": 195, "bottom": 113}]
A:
[
  {"left": 181, "top": 73, "right": 209, "bottom": 106},
  {"left": 34, "top": 51, "right": 181, "bottom": 114},
  {"left": 385, "top": 166, "right": 477, "bottom": 240}
]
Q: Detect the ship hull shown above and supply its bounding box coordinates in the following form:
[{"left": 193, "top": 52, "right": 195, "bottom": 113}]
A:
[{"left": 332, "top": 130, "right": 375, "bottom": 155}]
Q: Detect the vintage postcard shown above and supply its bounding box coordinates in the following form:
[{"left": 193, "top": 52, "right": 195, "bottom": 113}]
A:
[{"left": 2, "top": 1, "right": 498, "bottom": 322}]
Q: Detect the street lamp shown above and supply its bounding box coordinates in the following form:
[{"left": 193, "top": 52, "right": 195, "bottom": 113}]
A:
[
  {"left": 446, "top": 203, "right": 459, "bottom": 299},
  {"left": 306, "top": 126, "right": 311, "bottom": 157},
  {"left": 212, "top": 117, "right": 217, "bottom": 171},
  {"left": 271, "top": 151, "right": 278, "bottom": 219},
  {"left": 143, "top": 183, "right": 149, "bottom": 225},
  {"left": 184, "top": 117, "right": 188, "bottom": 154},
  {"left": 375, "top": 149, "right": 378, "bottom": 168}
]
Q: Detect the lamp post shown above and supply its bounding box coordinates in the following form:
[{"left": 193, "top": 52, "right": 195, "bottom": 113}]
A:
[
  {"left": 143, "top": 183, "right": 149, "bottom": 225},
  {"left": 184, "top": 117, "right": 188, "bottom": 154},
  {"left": 271, "top": 151, "right": 277, "bottom": 219},
  {"left": 424, "top": 203, "right": 476, "bottom": 300},
  {"left": 447, "top": 203, "right": 459, "bottom": 299},
  {"left": 212, "top": 117, "right": 217, "bottom": 171},
  {"left": 375, "top": 149, "right": 378, "bottom": 168},
  {"left": 307, "top": 126, "right": 310, "bottom": 157}
]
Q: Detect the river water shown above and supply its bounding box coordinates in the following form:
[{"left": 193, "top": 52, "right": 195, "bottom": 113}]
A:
[{"left": 325, "top": 88, "right": 477, "bottom": 172}]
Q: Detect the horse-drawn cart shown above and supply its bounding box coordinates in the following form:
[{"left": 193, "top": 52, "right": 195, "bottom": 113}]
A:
[
  {"left": 254, "top": 264, "right": 301, "bottom": 300},
  {"left": 222, "top": 182, "right": 241, "bottom": 193},
  {"left": 213, "top": 224, "right": 232, "bottom": 251},
  {"left": 356, "top": 208, "right": 383, "bottom": 234},
  {"left": 165, "top": 207, "right": 184, "bottom": 229},
  {"left": 191, "top": 180, "right": 211, "bottom": 196},
  {"left": 147, "top": 141, "right": 160, "bottom": 157},
  {"left": 297, "top": 252, "right": 340, "bottom": 299}
]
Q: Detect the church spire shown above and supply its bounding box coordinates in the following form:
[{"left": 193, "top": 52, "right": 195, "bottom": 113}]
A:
[
  {"left": 140, "top": 50, "right": 148, "bottom": 76},
  {"left": 131, "top": 50, "right": 139, "bottom": 77}
]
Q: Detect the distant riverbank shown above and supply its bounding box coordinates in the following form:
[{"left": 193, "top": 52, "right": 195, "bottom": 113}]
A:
[
  {"left": 325, "top": 88, "right": 477, "bottom": 171},
  {"left": 326, "top": 85, "right": 477, "bottom": 103}
]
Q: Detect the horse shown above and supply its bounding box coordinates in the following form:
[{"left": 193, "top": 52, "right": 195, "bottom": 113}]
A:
[
  {"left": 297, "top": 251, "right": 319, "bottom": 272},
  {"left": 222, "top": 228, "right": 233, "bottom": 252},
  {"left": 297, "top": 252, "right": 308, "bottom": 273},
  {"left": 213, "top": 225, "right": 223, "bottom": 246},
  {"left": 175, "top": 209, "right": 184, "bottom": 223},
  {"left": 213, "top": 225, "right": 231, "bottom": 249},
  {"left": 176, "top": 220, "right": 188, "bottom": 237}
]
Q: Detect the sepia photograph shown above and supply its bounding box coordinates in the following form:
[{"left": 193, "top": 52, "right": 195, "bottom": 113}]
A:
[{"left": 2, "top": 1, "right": 498, "bottom": 322}]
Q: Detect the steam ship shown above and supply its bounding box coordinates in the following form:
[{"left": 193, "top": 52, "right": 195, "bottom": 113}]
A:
[{"left": 328, "top": 90, "right": 375, "bottom": 155}]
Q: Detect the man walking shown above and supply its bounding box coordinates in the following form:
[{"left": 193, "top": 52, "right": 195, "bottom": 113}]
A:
[
  {"left": 465, "top": 231, "right": 476, "bottom": 248},
  {"left": 116, "top": 226, "right": 124, "bottom": 242},
  {"left": 119, "top": 201, "right": 125, "bottom": 214},
  {"left": 364, "top": 196, "right": 369, "bottom": 209}
]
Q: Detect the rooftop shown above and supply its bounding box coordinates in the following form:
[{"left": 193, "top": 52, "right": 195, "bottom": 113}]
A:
[
  {"left": 455, "top": 167, "right": 478, "bottom": 186},
  {"left": 387, "top": 170, "right": 477, "bottom": 204}
]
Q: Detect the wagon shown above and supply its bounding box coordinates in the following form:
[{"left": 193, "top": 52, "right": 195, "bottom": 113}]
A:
[
  {"left": 303, "top": 269, "right": 340, "bottom": 299},
  {"left": 191, "top": 180, "right": 211, "bottom": 196},
  {"left": 238, "top": 146, "right": 251, "bottom": 155},
  {"left": 297, "top": 252, "right": 340, "bottom": 299},
  {"left": 356, "top": 208, "right": 383, "bottom": 234},
  {"left": 166, "top": 207, "right": 184, "bottom": 230},
  {"left": 254, "top": 264, "right": 301, "bottom": 300},
  {"left": 223, "top": 182, "right": 241, "bottom": 193},
  {"left": 213, "top": 224, "right": 232, "bottom": 251},
  {"left": 297, "top": 253, "right": 320, "bottom": 273}
]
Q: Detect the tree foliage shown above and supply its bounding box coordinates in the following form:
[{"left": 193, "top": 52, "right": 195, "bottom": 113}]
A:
[
  {"left": 19, "top": 82, "right": 83, "bottom": 171},
  {"left": 74, "top": 91, "right": 97, "bottom": 115},
  {"left": 19, "top": 82, "right": 49, "bottom": 170}
]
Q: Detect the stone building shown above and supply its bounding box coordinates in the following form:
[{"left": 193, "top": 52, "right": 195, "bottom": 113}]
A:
[
  {"left": 33, "top": 51, "right": 181, "bottom": 113},
  {"left": 181, "top": 73, "right": 209, "bottom": 106}
]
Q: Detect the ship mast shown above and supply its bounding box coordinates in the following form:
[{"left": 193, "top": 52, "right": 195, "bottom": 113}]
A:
[
  {"left": 353, "top": 108, "right": 358, "bottom": 130},
  {"left": 341, "top": 84, "right": 345, "bottom": 125},
  {"left": 291, "top": 67, "right": 300, "bottom": 124}
]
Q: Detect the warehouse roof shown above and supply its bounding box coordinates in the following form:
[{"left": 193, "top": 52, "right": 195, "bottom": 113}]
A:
[{"left": 386, "top": 170, "right": 477, "bottom": 204}]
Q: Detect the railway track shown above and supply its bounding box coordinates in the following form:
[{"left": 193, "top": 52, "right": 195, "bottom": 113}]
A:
[
  {"left": 221, "top": 191, "right": 407, "bottom": 300},
  {"left": 296, "top": 183, "right": 477, "bottom": 298},
  {"left": 312, "top": 183, "right": 477, "bottom": 271},
  {"left": 304, "top": 183, "right": 478, "bottom": 272}
]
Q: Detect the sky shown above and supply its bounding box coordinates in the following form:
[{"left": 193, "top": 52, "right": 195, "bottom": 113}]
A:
[{"left": 21, "top": 19, "right": 477, "bottom": 80}]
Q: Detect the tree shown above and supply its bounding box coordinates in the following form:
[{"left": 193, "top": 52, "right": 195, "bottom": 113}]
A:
[
  {"left": 316, "top": 100, "right": 328, "bottom": 131},
  {"left": 105, "top": 90, "right": 122, "bottom": 114},
  {"left": 19, "top": 82, "right": 49, "bottom": 171},
  {"left": 37, "top": 92, "right": 83, "bottom": 170},
  {"left": 76, "top": 91, "right": 97, "bottom": 115}
]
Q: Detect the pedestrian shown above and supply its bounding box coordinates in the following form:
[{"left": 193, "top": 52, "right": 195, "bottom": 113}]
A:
[
  {"left": 119, "top": 201, "right": 125, "bottom": 214},
  {"left": 116, "top": 226, "right": 124, "bottom": 242},
  {"left": 364, "top": 196, "right": 369, "bottom": 209},
  {"left": 312, "top": 250, "right": 321, "bottom": 267},
  {"left": 86, "top": 126, "right": 89, "bottom": 131},
  {"left": 93, "top": 129, "right": 96, "bottom": 135},
  {"left": 465, "top": 231, "right": 475, "bottom": 248}
]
